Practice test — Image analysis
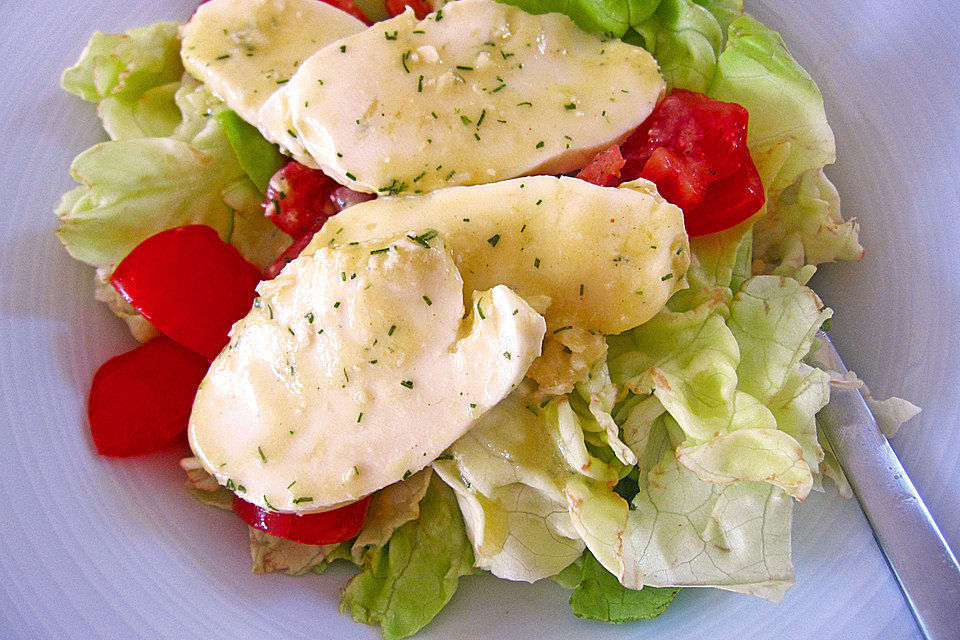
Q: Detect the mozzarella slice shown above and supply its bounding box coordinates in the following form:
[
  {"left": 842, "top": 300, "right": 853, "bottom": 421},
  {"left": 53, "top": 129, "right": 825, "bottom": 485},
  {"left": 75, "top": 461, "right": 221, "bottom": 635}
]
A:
[
  {"left": 309, "top": 176, "right": 689, "bottom": 335},
  {"left": 180, "top": 0, "right": 365, "bottom": 126},
  {"left": 188, "top": 234, "right": 546, "bottom": 512},
  {"left": 259, "top": 0, "right": 665, "bottom": 192}
]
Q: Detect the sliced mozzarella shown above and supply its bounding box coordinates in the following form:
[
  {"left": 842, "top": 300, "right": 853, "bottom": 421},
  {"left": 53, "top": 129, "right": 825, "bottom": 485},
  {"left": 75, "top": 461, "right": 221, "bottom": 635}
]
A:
[
  {"left": 180, "top": 0, "right": 365, "bottom": 126},
  {"left": 259, "top": 0, "right": 665, "bottom": 192},
  {"left": 309, "top": 176, "right": 689, "bottom": 335},
  {"left": 188, "top": 234, "right": 546, "bottom": 512}
]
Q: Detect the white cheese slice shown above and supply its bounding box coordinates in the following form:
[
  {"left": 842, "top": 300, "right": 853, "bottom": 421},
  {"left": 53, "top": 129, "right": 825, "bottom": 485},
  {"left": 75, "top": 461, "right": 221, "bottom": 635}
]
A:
[
  {"left": 180, "top": 0, "right": 365, "bottom": 126},
  {"left": 309, "top": 176, "right": 689, "bottom": 335},
  {"left": 259, "top": 0, "right": 665, "bottom": 192},
  {"left": 188, "top": 234, "right": 546, "bottom": 512}
]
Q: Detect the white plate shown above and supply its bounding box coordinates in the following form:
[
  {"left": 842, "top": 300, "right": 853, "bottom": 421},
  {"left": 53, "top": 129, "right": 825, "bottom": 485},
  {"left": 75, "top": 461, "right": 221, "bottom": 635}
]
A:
[{"left": 1, "top": 1, "right": 956, "bottom": 638}]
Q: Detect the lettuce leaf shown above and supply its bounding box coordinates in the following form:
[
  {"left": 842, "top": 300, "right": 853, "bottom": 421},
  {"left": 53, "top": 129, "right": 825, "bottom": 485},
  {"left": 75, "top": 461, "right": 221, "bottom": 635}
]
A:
[
  {"left": 567, "top": 551, "right": 680, "bottom": 622},
  {"left": 61, "top": 22, "right": 183, "bottom": 104},
  {"left": 632, "top": 0, "right": 723, "bottom": 92},
  {"left": 341, "top": 474, "right": 475, "bottom": 640}
]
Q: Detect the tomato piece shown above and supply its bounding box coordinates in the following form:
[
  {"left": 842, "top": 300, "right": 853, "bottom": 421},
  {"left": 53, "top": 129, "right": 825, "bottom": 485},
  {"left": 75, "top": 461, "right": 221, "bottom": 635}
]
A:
[
  {"left": 639, "top": 146, "right": 713, "bottom": 211},
  {"left": 320, "top": 0, "right": 372, "bottom": 24},
  {"left": 610, "top": 89, "right": 764, "bottom": 236},
  {"left": 263, "top": 163, "right": 342, "bottom": 239},
  {"left": 110, "top": 225, "right": 262, "bottom": 361},
  {"left": 261, "top": 163, "right": 375, "bottom": 278},
  {"left": 576, "top": 145, "right": 625, "bottom": 187},
  {"left": 385, "top": 0, "right": 432, "bottom": 19},
  {"left": 233, "top": 494, "right": 371, "bottom": 545},
  {"left": 88, "top": 337, "right": 209, "bottom": 457},
  {"left": 685, "top": 159, "right": 765, "bottom": 236}
]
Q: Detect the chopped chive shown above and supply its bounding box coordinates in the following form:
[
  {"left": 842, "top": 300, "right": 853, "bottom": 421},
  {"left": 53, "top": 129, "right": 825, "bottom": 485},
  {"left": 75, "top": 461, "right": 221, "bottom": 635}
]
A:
[
  {"left": 661, "top": 273, "right": 674, "bottom": 281},
  {"left": 357, "top": 412, "right": 363, "bottom": 423},
  {"left": 293, "top": 497, "right": 314, "bottom": 504},
  {"left": 579, "top": 283, "right": 585, "bottom": 296},
  {"left": 334, "top": 301, "right": 341, "bottom": 308},
  {"left": 339, "top": 45, "right": 347, "bottom": 53},
  {"left": 535, "top": 140, "right": 544, "bottom": 149},
  {"left": 477, "top": 109, "right": 486, "bottom": 127},
  {"left": 345, "top": 171, "right": 356, "bottom": 181},
  {"left": 517, "top": 101, "right": 532, "bottom": 107},
  {"left": 460, "top": 115, "right": 471, "bottom": 125},
  {"left": 286, "top": 480, "right": 297, "bottom": 489},
  {"left": 476, "top": 299, "right": 485, "bottom": 320},
  {"left": 400, "top": 380, "right": 414, "bottom": 389},
  {"left": 564, "top": 102, "right": 576, "bottom": 110},
  {"left": 487, "top": 234, "right": 500, "bottom": 247},
  {"left": 535, "top": 199, "right": 542, "bottom": 205},
  {"left": 388, "top": 325, "right": 397, "bottom": 336},
  {"left": 491, "top": 83, "right": 506, "bottom": 93},
  {"left": 456, "top": 65, "right": 473, "bottom": 71},
  {"left": 401, "top": 50, "right": 411, "bottom": 73},
  {"left": 533, "top": 257, "right": 541, "bottom": 268},
  {"left": 385, "top": 30, "right": 398, "bottom": 40},
  {"left": 418, "top": 75, "right": 424, "bottom": 92},
  {"left": 423, "top": 295, "right": 432, "bottom": 305},
  {"left": 214, "top": 54, "right": 231, "bottom": 60},
  {"left": 503, "top": 351, "right": 512, "bottom": 360},
  {"left": 402, "top": 470, "right": 412, "bottom": 480},
  {"left": 370, "top": 247, "right": 390, "bottom": 254},
  {"left": 553, "top": 326, "right": 573, "bottom": 334},
  {"left": 258, "top": 446, "right": 267, "bottom": 462}
]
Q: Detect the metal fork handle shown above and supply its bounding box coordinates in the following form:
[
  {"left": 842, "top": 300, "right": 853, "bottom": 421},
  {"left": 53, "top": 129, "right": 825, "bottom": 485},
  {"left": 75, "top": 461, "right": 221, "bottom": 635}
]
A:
[{"left": 809, "top": 333, "right": 960, "bottom": 640}]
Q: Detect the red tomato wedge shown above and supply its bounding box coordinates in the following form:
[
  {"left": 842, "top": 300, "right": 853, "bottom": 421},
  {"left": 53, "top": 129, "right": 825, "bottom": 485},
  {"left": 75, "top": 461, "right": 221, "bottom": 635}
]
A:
[
  {"left": 88, "top": 337, "right": 210, "bottom": 457},
  {"left": 385, "top": 0, "right": 432, "bottom": 19},
  {"left": 110, "top": 225, "right": 262, "bottom": 361},
  {"left": 262, "top": 163, "right": 374, "bottom": 279},
  {"left": 233, "top": 494, "right": 372, "bottom": 545},
  {"left": 585, "top": 89, "right": 765, "bottom": 236},
  {"left": 263, "top": 162, "right": 343, "bottom": 239},
  {"left": 576, "top": 145, "right": 625, "bottom": 187}
]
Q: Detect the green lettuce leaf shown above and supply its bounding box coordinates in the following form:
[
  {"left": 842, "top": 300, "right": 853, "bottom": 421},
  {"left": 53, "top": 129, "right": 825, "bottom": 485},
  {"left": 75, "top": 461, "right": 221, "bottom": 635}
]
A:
[
  {"left": 707, "top": 15, "right": 835, "bottom": 198},
  {"left": 61, "top": 22, "right": 183, "bottom": 103},
  {"left": 341, "top": 474, "right": 475, "bottom": 640},
  {"left": 567, "top": 552, "right": 680, "bottom": 622},
  {"left": 632, "top": 0, "right": 723, "bottom": 93},
  {"left": 55, "top": 135, "right": 238, "bottom": 270}
]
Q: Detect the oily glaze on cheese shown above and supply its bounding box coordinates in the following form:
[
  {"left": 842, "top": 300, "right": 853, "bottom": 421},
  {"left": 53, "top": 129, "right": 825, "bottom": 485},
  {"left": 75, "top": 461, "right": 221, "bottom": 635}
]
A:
[
  {"left": 259, "top": 0, "right": 665, "bottom": 193},
  {"left": 188, "top": 234, "right": 545, "bottom": 512},
  {"left": 180, "top": 0, "right": 365, "bottom": 126},
  {"left": 309, "top": 176, "right": 690, "bottom": 335}
]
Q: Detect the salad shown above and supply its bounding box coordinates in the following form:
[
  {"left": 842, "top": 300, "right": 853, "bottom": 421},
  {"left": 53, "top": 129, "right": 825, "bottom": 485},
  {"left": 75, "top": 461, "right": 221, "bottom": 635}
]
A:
[{"left": 55, "top": 0, "right": 920, "bottom": 637}]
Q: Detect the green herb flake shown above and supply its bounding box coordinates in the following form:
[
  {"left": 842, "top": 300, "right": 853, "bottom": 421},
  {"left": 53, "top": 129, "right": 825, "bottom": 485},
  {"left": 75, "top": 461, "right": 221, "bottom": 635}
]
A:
[
  {"left": 293, "top": 496, "right": 314, "bottom": 504},
  {"left": 339, "top": 45, "right": 347, "bottom": 53},
  {"left": 402, "top": 470, "right": 412, "bottom": 480},
  {"left": 661, "top": 273, "right": 674, "bottom": 281},
  {"left": 553, "top": 326, "right": 573, "bottom": 334},
  {"left": 370, "top": 247, "right": 391, "bottom": 255},
  {"left": 385, "top": 30, "right": 398, "bottom": 40},
  {"left": 400, "top": 380, "right": 415, "bottom": 389},
  {"left": 423, "top": 295, "right": 433, "bottom": 306},
  {"left": 258, "top": 446, "right": 267, "bottom": 463},
  {"left": 535, "top": 140, "right": 544, "bottom": 149},
  {"left": 476, "top": 299, "right": 486, "bottom": 320},
  {"left": 533, "top": 257, "right": 541, "bottom": 268},
  {"left": 487, "top": 234, "right": 500, "bottom": 247},
  {"left": 345, "top": 171, "right": 357, "bottom": 181},
  {"left": 214, "top": 54, "right": 231, "bottom": 61},
  {"left": 388, "top": 324, "right": 397, "bottom": 336},
  {"left": 357, "top": 412, "right": 363, "bottom": 423},
  {"left": 503, "top": 351, "right": 511, "bottom": 360},
  {"left": 564, "top": 102, "right": 577, "bottom": 110}
]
